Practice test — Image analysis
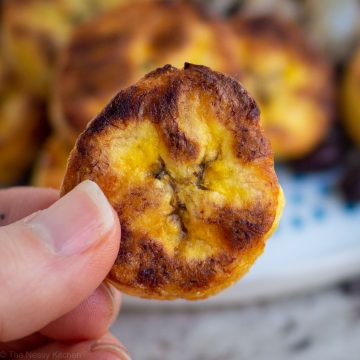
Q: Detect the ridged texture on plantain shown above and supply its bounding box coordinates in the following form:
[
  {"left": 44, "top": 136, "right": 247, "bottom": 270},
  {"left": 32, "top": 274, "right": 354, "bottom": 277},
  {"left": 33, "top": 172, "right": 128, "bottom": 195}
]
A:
[{"left": 0, "top": 55, "right": 47, "bottom": 185}]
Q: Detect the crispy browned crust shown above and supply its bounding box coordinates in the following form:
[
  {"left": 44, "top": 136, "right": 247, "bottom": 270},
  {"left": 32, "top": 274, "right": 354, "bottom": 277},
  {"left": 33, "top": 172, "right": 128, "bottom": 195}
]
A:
[
  {"left": 61, "top": 64, "right": 283, "bottom": 300},
  {"left": 230, "top": 15, "right": 334, "bottom": 159},
  {"left": 52, "top": 0, "right": 238, "bottom": 145}
]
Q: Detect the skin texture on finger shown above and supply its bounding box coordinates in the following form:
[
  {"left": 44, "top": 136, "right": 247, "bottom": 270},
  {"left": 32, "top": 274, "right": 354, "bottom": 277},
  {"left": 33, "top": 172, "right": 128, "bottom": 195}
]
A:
[
  {"left": 0, "top": 187, "right": 59, "bottom": 226},
  {"left": 0, "top": 187, "right": 58, "bottom": 348},
  {"left": 0, "top": 283, "right": 121, "bottom": 351},
  {"left": 16, "top": 333, "right": 131, "bottom": 360},
  {"left": 40, "top": 283, "right": 121, "bottom": 341},
  {"left": 0, "top": 182, "right": 121, "bottom": 342}
]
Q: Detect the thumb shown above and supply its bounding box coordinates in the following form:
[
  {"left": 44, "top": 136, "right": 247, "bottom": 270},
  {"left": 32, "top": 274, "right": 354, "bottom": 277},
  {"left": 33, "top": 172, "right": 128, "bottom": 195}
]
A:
[{"left": 0, "top": 180, "right": 120, "bottom": 342}]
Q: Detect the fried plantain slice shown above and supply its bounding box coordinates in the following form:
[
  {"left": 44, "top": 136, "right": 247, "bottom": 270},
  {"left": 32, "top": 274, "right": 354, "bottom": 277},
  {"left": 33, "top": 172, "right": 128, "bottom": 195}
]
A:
[
  {"left": 61, "top": 64, "right": 284, "bottom": 300},
  {"left": 0, "top": 54, "right": 47, "bottom": 185},
  {"left": 52, "top": 0, "right": 238, "bottom": 145},
  {"left": 32, "top": 136, "right": 71, "bottom": 189},
  {"left": 341, "top": 48, "right": 360, "bottom": 148},
  {"left": 230, "top": 15, "right": 334, "bottom": 159},
  {"left": 2, "top": 0, "right": 132, "bottom": 97}
]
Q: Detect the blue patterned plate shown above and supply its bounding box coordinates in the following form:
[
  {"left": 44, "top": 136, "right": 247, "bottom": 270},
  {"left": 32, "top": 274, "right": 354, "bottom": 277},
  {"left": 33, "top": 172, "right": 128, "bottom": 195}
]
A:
[{"left": 123, "top": 166, "right": 360, "bottom": 307}]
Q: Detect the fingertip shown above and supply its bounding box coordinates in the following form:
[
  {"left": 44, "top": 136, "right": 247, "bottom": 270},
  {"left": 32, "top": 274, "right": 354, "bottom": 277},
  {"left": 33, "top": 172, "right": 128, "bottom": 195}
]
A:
[
  {"left": 0, "top": 182, "right": 121, "bottom": 341},
  {"left": 32, "top": 333, "right": 131, "bottom": 360},
  {"left": 110, "top": 205, "right": 121, "bottom": 252},
  {"left": 0, "top": 187, "right": 59, "bottom": 226},
  {"left": 26, "top": 180, "right": 119, "bottom": 257},
  {"left": 40, "top": 283, "right": 121, "bottom": 341},
  {"left": 102, "top": 282, "right": 122, "bottom": 325}
]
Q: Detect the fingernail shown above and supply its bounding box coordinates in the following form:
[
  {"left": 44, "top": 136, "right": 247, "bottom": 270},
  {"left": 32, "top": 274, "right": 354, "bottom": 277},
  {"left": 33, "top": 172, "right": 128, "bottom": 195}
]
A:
[
  {"left": 25, "top": 180, "right": 115, "bottom": 256},
  {"left": 91, "top": 342, "right": 131, "bottom": 360},
  {"left": 102, "top": 282, "right": 117, "bottom": 308}
]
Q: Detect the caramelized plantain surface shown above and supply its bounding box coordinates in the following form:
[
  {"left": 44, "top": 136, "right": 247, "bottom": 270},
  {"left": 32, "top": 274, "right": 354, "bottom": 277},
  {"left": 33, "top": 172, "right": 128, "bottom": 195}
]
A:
[{"left": 62, "top": 64, "right": 283, "bottom": 300}]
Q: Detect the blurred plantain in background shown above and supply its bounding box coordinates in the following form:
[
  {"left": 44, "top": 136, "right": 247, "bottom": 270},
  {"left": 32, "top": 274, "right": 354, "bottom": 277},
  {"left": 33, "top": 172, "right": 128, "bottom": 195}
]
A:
[
  {"left": 2, "top": 0, "right": 133, "bottom": 98},
  {"left": 31, "top": 135, "right": 70, "bottom": 190},
  {"left": 229, "top": 15, "right": 334, "bottom": 160},
  {"left": 51, "top": 0, "right": 238, "bottom": 145},
  {"left": 0, "top": 0, "right": 135, "bottom": 186},
  {"left": 0, "top": 0, "right": 359, "bottom": 202},
  {"left": 0, "top": 48, "right": 48, "bottom": 185}
]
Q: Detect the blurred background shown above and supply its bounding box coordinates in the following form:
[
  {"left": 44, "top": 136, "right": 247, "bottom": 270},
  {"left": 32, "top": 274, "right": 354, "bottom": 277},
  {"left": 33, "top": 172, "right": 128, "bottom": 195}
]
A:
[{"left": 1, "top": 0, "right": 360, "bottom": 359}]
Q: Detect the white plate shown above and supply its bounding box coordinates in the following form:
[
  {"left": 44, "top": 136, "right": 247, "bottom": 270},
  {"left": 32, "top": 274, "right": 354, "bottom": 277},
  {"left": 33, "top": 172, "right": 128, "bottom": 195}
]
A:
[{"left": 123, "top": 166, "right": 360, "bottom": 308}]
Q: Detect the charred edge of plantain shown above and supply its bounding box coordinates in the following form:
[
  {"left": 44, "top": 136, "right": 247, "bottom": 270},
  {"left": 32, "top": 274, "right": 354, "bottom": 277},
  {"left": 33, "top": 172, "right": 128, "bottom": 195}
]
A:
[
  {"left": 83, "top": 63, "right": 270, "bottom": 163},
  {"left": 62, "top": 63, "right": 280, "bottom": 299}
]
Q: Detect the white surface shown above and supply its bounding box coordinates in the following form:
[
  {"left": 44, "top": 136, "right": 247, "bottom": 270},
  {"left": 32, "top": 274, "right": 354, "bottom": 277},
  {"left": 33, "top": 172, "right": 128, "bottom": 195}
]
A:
[
  {"left": 114, "top": 286, "right": 360, "bottom": 360},
  {"left": 123, "top": 167, "right": 360, "bottom": 308}
]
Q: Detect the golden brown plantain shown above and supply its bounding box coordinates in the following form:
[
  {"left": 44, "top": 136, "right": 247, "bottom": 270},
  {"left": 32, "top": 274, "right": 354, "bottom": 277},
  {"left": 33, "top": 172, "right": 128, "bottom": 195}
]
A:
[
  {"left": 230, "top": 15, "right": 334, "bottom": 159},
  {"left": 52, "top": 0, "right": 238, "bottom": 145},
  {"left": 61, "top": 64, "right": 284, "bottom": 300},
  {"left": 0, "top": 53, "right": 47, "bottom": 185},
  {"left": 2, "top": 0, "right": 133, "bottom": 97},
  {"left": 0, "top": 90, "right": 46, "bottom": 185},
  {"left": 32, "top": 136, "right": 71, "bottom": 189},
  {"left": 341, "top": 48, "right": 360, "bottom": 148}
]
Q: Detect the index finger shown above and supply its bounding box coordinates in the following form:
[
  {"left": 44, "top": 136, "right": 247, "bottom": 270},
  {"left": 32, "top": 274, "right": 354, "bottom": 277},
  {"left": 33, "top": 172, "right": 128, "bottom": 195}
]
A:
[{"left": 0, "top": 187, "right": 59, "bottom": 226}]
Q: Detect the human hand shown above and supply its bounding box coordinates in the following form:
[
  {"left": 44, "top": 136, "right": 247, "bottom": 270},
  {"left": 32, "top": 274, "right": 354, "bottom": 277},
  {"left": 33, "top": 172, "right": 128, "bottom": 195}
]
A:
[{"left": 0, "top": 181, "right": 130, "bottom": 359}]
